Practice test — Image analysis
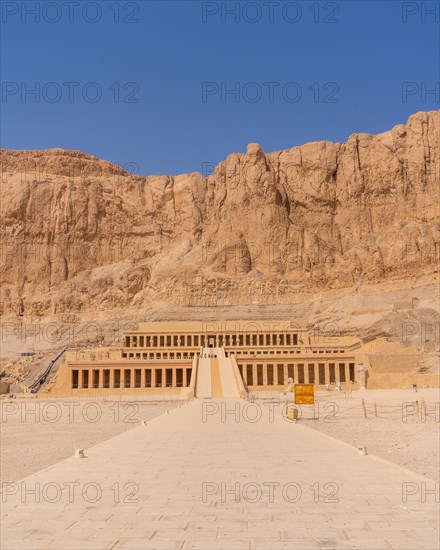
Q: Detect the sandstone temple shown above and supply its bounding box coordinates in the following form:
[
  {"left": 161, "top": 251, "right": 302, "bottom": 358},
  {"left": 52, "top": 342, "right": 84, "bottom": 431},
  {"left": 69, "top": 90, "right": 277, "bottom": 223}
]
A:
[{"left": 53, "top": 321, "right": 374, "bottom": 397}]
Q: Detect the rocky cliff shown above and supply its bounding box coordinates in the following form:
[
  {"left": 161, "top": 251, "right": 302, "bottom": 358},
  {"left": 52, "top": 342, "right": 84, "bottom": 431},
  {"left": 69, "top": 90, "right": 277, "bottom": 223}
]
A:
[{"left": 1, "top": 110, "right": 438, "bottom": 320}]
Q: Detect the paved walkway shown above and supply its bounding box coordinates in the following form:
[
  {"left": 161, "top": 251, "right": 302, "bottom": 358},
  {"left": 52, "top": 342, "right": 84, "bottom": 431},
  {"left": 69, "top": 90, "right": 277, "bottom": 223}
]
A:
[{"left": 1, "top": 400, "right": 439, "bottom": 549}]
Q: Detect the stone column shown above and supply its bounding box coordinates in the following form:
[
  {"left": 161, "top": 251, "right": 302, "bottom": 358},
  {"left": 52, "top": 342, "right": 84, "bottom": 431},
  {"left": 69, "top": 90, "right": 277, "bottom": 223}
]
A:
[
  {"left": 252, "top": 364, "right": 258, "bottom": 387},
  {"left": 295, "top": 364, "right": 301, "bottom": 384},
  {"left": 172, "top": 368, "right": 177, "bottom": 388},
  {"left": 263, "top": 364, "right": 268, "bottom": 386},
  {"left": 109, "top": 368, "right": 114, "bottom": 389},
  {"left": 151, "top": 368, "right": 156, "bottom": 389},
  {"left": 325, "top": 363, "right": 330, "bottom": 385},
  {"left": 242, "top": 365, "right": 247, "bottom": 386},
  {"left": 141, "top": 368, "right": 146, "bottom": 388},
  {"left": 273, "top": 365, "right": 278, "bottom": 386},
  {"left": 345, "top": 363, "right": 350, "bottom": 384},
  {"left": 357, "top": 363, "right": 366, "bottom": 388}
]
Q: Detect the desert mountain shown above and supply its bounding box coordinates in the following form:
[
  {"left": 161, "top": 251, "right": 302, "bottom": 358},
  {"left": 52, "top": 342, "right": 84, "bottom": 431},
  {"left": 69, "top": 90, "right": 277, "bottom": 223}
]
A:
[{"left": 1, "top": 110, "right": 438, "bottom": 321}]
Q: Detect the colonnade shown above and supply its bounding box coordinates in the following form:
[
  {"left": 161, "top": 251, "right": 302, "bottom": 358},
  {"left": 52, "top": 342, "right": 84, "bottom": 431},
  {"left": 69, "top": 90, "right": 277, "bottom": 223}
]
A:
[
  {"left": 237, "top": 361, "right": 356, "bottom": 387},
  {"left": 122, "top": 351, "right": 197, "bottom": 360},
  {"left": 124, "top": 332, "right": 300, "bottom": 348},
  {"left": 71, "top": 366, "right": 193, "bottom": 390}
]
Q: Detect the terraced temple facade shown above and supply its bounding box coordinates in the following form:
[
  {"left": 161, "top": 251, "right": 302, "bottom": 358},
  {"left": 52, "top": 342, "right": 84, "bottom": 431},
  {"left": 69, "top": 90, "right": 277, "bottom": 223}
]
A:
[{"left": 53, "top": 321, "right": 365, "bottom": 397}]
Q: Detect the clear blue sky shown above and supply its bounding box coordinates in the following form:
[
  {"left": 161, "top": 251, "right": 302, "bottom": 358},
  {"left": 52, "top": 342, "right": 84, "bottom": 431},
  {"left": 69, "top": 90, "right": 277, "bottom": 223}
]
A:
[{"left": 1, "top": 1, "right": 439, "bottom": 176}]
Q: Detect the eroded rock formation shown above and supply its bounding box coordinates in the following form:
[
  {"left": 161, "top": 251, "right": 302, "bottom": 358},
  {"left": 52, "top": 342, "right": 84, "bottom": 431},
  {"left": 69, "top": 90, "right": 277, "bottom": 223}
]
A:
[{"left": 1, "top": 111, "right": 438, "bottom": 318}]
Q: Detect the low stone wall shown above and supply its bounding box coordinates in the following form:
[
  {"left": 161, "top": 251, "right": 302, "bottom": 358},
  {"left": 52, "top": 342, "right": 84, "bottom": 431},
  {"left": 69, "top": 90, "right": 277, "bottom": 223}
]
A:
[
  {"left": 367, "top": 353, "right": 424, "bottom": 373},
  {"left": 366, "top": 372, "right": 439, "bottom": 389}
]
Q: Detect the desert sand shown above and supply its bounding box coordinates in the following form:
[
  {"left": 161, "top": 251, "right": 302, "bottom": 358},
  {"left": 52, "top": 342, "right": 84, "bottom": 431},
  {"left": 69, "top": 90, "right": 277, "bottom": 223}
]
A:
[
  {"left": 0, "top": 397, "right": 180, "bottom": 484},
  {"left": 257, "top": 388, "right": 440, "bottom": 480}
]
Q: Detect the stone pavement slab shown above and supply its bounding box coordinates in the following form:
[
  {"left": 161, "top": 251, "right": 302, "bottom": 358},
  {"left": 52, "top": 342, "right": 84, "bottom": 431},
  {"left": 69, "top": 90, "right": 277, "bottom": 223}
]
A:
[{"left": 1, "top": 400, "right": 438, "bottom": 549}]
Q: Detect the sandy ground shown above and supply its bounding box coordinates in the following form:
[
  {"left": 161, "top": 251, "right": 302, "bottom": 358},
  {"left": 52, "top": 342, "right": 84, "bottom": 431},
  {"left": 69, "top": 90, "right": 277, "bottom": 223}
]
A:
[
  {"left": 0, "top": 397, "right": 180, "bottom": 484},
  {"left": 260, "top": 388, "right": 440, "bottom": 481}
]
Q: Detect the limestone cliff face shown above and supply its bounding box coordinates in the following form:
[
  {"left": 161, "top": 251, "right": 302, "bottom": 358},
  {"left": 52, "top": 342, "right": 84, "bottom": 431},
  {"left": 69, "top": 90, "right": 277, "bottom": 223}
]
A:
[{"left": 0, "top": 111, "right": 438, "bottom": 318}]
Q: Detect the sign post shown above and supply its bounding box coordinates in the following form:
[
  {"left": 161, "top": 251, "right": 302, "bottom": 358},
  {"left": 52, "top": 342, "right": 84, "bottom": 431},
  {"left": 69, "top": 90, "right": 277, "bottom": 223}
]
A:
[{"left": 294, "top": 384, "right": 315, "bottom": 405}]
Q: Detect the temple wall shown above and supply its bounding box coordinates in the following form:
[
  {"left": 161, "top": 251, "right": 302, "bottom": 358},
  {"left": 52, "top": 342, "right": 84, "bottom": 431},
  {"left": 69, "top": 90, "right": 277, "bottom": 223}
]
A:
[{"left": 47, "top": 321, "right": 436, "bottom": 396}]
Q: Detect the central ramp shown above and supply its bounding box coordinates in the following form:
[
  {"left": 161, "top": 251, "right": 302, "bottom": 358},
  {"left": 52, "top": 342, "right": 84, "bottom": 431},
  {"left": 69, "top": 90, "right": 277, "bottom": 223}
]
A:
[
  {"left": 195, "top": 347, "right": 241, "bottom": 398},
  {"left": 195, "top": 354, "right": 212, "bottom": 398},
  {"left": 217, "top": 353, "right": 240, "bottom": 398},
  {"left": 210, "top": 357, "right": 223, "bottom": 397}
]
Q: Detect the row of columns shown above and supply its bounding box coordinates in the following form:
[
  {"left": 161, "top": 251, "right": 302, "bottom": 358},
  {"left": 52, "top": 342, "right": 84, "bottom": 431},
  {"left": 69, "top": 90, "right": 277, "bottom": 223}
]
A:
[
  {"left": 239, "top": 362, "right": 356, "bottom": 387},
  {"left": 124, "top": 332, "right": 300, "bottom": 348},
  {"left": 126, "top": 334, "right": 197, "bottom": 348},
  {"left": 71, "top": 367, "right": 192, "bottom": 390},
  {"left": 123, "top": 351, "right": 195, "bottom": 360}
]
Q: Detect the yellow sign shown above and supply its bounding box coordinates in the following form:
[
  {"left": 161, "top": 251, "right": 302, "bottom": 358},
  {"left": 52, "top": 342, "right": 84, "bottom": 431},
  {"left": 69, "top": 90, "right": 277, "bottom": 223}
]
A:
[{"left": 294, "top": 384, "right": 315, "bottom": 405}]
